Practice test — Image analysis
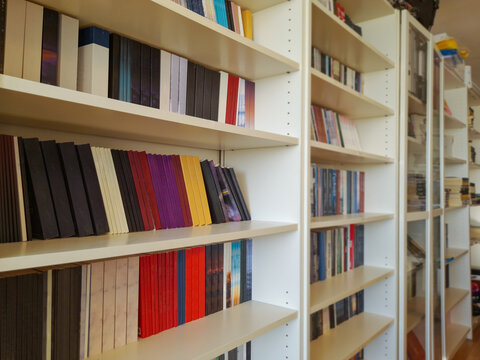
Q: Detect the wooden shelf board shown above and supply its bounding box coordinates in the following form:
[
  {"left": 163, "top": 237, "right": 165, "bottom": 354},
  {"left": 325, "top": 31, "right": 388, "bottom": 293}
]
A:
[
  {"left": 445, "top": 156, "right": 467, "bottom": 165},
  {"left": 445, "top": 288, "right": 469, "bottom": 313},
  {"left": 406, "top": 211, "right": 428, "bottom": 222},
  {"left": 445, "top": 248, "right": 468, "bottom": 264},
  {"left": 339, "top": 0, "right": 394, "bottom": 22},
  {"left": 310, "top": 69, "right": 393, "bottom": 119},
  {"left": 31, "top": 0, "right": 298, "bottom": 81},
  {"left": 408, "top": 93, "right": 426, "bottom": 116},
  {"left": 310, "top": 266, "right": 394, "bottom": 314},
  {"left": 0, "top": 75, "right": 298, "bottom": 151},
  {"left": 311, "top": 0, "right": 394, "bottom": 73},
  {"left": 408, "top": 136, "right": 425, "bottom": 153},
  {"left": 310, "top": 313, "right": 393, "bottom": 360},
  {"left": 234, "top": 0, "right": 286, "bottom": 12},
  {"left": 310, "top": 213, "right": 394, "bottom": 229},
  {"left": 0, "top": 221, "right": 297, "bottom": 273},
  {"left": 310, "top": 141, "right": 393, "bottom": 165},
  {"left": 470, "top": 162, "right": 480, "bottom": 170},
  {"left": 444, "top": 66, "right": 465, "bottom": 91},
  {"left": 445, "top": 114, "right": 466, "bottom": 129},
  {"left": 406, "top": 297, "right": 425, "bottom": 333},
  {"left": 446, "top": 323, "right": 470, "bottom": 360},
  {"left": 469, "top": 127, "right": 480, "bottom": 140},
  {"left": 94, "top": 300, "right": 297, "bottom": 360},
  {"left": 432, "top": 208, "right": 444, "bottom": 217}
]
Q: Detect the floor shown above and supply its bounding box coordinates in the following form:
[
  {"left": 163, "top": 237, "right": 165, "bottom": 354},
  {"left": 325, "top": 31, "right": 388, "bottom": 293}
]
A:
[{"left": 452, "top": 322, "right": 480, "bottom": 360}]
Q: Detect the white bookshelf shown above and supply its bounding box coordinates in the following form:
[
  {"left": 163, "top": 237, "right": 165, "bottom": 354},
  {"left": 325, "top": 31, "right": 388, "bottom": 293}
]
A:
[{"left": 305, "top": 2, "right": 398, "bottom": 358}]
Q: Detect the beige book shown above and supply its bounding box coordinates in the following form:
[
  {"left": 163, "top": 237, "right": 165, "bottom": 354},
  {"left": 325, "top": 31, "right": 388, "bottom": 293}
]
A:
[
  {"left": 102, "top": 259, "right": 117, "bottom": 352},
  {"left": 192, "top": 156, "right": 212, "bottom": 224},
  {"left": 114, "top": 258, "right": 128, "bottom": 348},
  {"left": 4, "top": 0, "right": 26, "bottom": 77},
  {"left": 58, "top": 14, "right": 79, "bottom": 90},
  {"left": 22, "top": 1, "right": 43, "bottom": 81},
  {"left": 13, "top": 137, "right": 27, "bottom": 241},
  {"left": 217, "top": 72, "right": 229, "bottom": 124},
  {"left": 187, "top": 156, "right": 206, "bottom": 225},
  {"left": 88, "top": 261, "right": 104, "bottom": 357},
  {"left": 126, "top": 256, "right": 139, "bottom": 344},
  {"left": 160, "top": 50, "right": 171, "bottom": 111}
]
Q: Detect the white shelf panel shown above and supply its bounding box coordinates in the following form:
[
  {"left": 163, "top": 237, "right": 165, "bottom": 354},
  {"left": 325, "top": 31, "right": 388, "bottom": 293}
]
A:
[
  {"left": 0, "top": 75, "right": 298, "bottom": 151},
  {"left": 444, "top": 66, "right": 465, "bottom": 91},
  {"left": 445, "top": 156, "right": 467, "bottom": 165},
  {"left": 311, "top": 0, "right": 394, "bottom": 73},
  {"left": 445, "top": 114, "right": 466, "bottom": 129},
  {"left": 0, "top": 221, "right": 297, "bottom": 273},
  {"left": 32, "top": 0, "right": 298, "bottom": 80},
  {"left": 408, "top": 94, "right": 426, "bottom": 116},
  {"left": 310, "top": 69, "right": 394, "bottom": 119},
  {"left": 445, "top": 288, "right": 469, "bottom": 313},
  {"left": 310, "top": 266, "right": 394, "bottom": 314},
  {"left": 445, "top": 248, "right": 468, "bottom": 264},
  {"left": 469, "top": 127, "right": 480, "bottom": 140},
  {"left": 94, "top": 300, "right": 297, "bottom": 360},
  {"left": 339, "top": 0, "right": 394, "bottom": 22},
  {"left": 310, "top": 213, "right": 394, "bottom": 229},
  {"left": 446, "top": 323, "right": 470, "bottom": 360},
  {"left": 310, "top": 313, "right": 394, "bottom": 360},
  {"left": 406, "top": 211, "right": 428, "bottom": 222},
  {"left": 470, "top": 162, "right": 480, "bottom": 170},
  {"left": 406, "top": 297, "right": 425, "bottom": 333},
  {"left": 310, "top": 141, "right": 393, "bottom": 165}
]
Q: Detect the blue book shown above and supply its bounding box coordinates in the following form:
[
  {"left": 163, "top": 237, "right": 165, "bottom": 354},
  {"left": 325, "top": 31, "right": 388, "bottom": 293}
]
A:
[
  {"left": 178, "top": 250, "right": 185, "bottom": 325},
  {"left": 318, "top": 232, "right": 326, "bottom": 281},
  {"left": 331, "top": 170, "right": 337, "bottom": 216},
  {"left": 213, "top": 0, "right": 229, "bottom": 28},
  {"left": 353, "top": 171, "right": 357, "bottom": 213},
  {"left": 347, "top": 170, "right": 352, "bottom": 214},
  {"left": 193, "top": 0, "right": 205, "bottom": 16},
  {"left": 246, "top": 239, "right": 252, "bottom": 301},
  {"left": 186, "top": 0, "right": 196, "bottom": 10}
]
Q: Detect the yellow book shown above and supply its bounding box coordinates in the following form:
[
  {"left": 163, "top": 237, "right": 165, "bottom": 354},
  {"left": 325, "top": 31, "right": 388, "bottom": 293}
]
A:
[
  {"left": 187, "top": 156, "right": 207, "bottom": 225},
  {"left": 242, "top": 10, "right": 253, "bottom": 40},
  {"left": 192, "top": 156, "right": 212, "bottom": 225},
  {"left": 180, "top": 155, "right": 200, "bottom": 226}
]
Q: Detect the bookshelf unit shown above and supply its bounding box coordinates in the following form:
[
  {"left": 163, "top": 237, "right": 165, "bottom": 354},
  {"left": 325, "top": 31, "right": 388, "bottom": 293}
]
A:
[
  {"left": 305, "top": 2, "right": 398, "bottom": 359},
  {"left": 0, "top": 0, "right": 304, "bottom": 359}
]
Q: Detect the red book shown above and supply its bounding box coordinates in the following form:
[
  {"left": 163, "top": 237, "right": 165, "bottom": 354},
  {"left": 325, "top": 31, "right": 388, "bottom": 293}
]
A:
[
  {"left": 138, "top": 257, "right": 147, "bottom": 338},
  {"left": 336, "top": 2, "right": 346, "bottom": 22},
  {"left": 167, "top": 252, "right": 172, "bottom": 330},
  {"left": 161, "top": 253, "right": 166, "bottom": 332},
  {"left": 153, "top": 255, "right": 159, "bottom": 335},
  {"left": 199, "top": 246, "right": 206, "bottom": 318},
  {"left": 315, "top": 106, "right": 328, "bottom": 143},
  {"left": 349, "top": 224, "right": 355, "bottom": 271},
  {"left": 145, "top": 255, "right": 152, "bottom": 337},
  {"left": 129, "top": 151, "right": 154, "bottom": 231},
  {"left": 185, "top": 249, "right": 192, "bottom": 323},
  {"left": 173, "top": 251, "right": 179, "bottom": 327},
  {"left": 171, "top": 155, "right": 193, "bottom": 227},
  {"left": 138, "top": 151, "right": 162, "bottom": 229},
  {"left": 226, "top": 75, "right": 239, "bottom": 125},
  {"left": 192, "top": 247, "right": 199, "bottom": 320},
  {"left": 360, "top": 172, "right": 365, "bottom": 212}
]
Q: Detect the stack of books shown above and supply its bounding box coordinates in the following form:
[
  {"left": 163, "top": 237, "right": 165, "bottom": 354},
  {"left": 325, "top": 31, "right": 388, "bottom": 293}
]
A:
[
  {"left": 407, "top": 173, "right": 426, "bottom": 211},
  {"left": 445, "top": 177, "right": 470, "bottom": 208}
]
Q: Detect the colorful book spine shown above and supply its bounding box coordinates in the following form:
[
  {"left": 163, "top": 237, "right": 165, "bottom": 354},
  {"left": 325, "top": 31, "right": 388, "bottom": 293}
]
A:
[{"left": 40, "top": 8, "right": 58, "bottom": 85}]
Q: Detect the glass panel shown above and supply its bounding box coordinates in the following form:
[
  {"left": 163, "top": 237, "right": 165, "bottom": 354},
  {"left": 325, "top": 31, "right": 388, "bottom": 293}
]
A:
[
  {"left": 408, "top": 26, "right": 428, "bottom": 212},
  {"left": 433, "top": 217, "right": 443, "bottom": 359},
  {"left": 432, "top": 52, "right": 441, "bottom": 209},
  {"left": 407, "top": 220, "right": 427, "bottom": 356}
]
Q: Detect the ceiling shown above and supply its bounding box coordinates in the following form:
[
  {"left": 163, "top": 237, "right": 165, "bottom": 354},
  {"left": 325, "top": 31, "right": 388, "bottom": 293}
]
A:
[{"left": 432, "top": 0, "right": 480, "bottom": 86}]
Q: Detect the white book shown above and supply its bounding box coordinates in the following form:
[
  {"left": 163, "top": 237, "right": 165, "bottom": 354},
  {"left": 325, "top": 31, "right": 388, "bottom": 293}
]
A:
[
  {"left": 22, "top": 1, "right": 42, "bottom": 82},
  {"left": 77, "top": 26, "right": 109, "bottom": 96},
  {"left": 88, "top": 262, "right": 104, "bottom": 357},
  {"left": 114, "top": 258, "right": 128, "bottom": 348},
  {"left": 13, "top": 137, "right": 27, "bottom": 241},
  {"left": 58, "top": 14, "right": 79, "bottom": 90},
  {"left": 170, "top": 54, "right": 180, "bottom": 113},
  {"left": 102, "top": 259, "right": 117, "bottom": 352},
  {"left": 126, "top": 256, "right": 139, "bottom": 344},
  {"left": 237, "top": 4, "right": 244, "bottom": 37},
  {"left": 218, "top": 71, "right": 229, "bottom": 124},
  {"left": 178, "top": 56, "right": 188, "bottom": 114},
  {"left": 237, "top": 78, "right": 245, "bottom": 127},
  {"left": 4, "top": 0, "right": 26, "bottom": 77},
  {"left": 160, "top": 50, "right": 171, "bottom": 111}
]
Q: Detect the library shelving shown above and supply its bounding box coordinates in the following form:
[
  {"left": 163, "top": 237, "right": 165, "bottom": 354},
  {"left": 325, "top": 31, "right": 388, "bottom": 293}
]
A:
[
  {"left": 305, "top": 1, "right": 398, "bottom": 358},
  {"left": 0, "top": 0, "right": 305, "bottom": 359}
]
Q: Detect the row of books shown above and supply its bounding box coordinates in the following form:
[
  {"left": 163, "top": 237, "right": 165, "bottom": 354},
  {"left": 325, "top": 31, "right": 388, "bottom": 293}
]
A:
[
  {"left": 407, "top": 173, "right": 426, "bottom": 212},
  {"left": 445, "top": 177, "right": 470, "bottom": 208},
  {"left": 310, "top": 225, "right": 364, "bottom": 284},
  {"left": 312, "top": 47, "right": 363, "bottom": 93},
  {"left": 0, "top": 134, "right": 250, "bottom": 242},
  {"left": 310, "top": 291, "right": 364, "bottom": 343},
  {"left": 0, "top": 1, "right": 255, "bottom": 128},
  {"left": 171, "top": 0, "right": 253, "bottom": 40},
  {"left": 311, "top": 104, "right": 362, "bottom": 150},
  {"left": 317, "top": 0, "right": 362, "bottom": 36},
  {"left": 311, "top": 165, "right": 365, "bottom": 217},
  {"left": 108, "top": 32, "right": 255, "bottom": 127}
]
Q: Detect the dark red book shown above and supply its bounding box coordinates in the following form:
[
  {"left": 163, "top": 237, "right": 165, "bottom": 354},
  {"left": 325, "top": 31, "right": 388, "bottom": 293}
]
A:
[
  {"left": 138, "top": 152, "right": 162, "bottom": 229},
  {"left": 173, "top": 251, "right": 179, "bottom": 327},
  {"left": 225, "top": 75, "right": 239, "bottom": 125},
  {"left": 158, "top": 253, "right": 164, "bottom": 333},
  {"left": 128, "top": 151, "right": 153, "bottom": 231},
  {"left": 41, "top": 8, "right": 58, "bottom": 85},
  {"left": 168, "top": 252, "right": 173, "bottom": 329},
  {"left": 217, "top": 243, "right": 224, "bottom": 312},
  {"left": 154, "top": 254, "right": 161, "bottom": 334},
  {"left": 205, "top": 246, "right": 212, "bottom": 316},
  {"left": 171, "top": 155, "right": 193, "bottom": 227},
  {"left": 138, "top": 257, "right": 146, "bottom": 338},
  {"left": 185, "top": 249, "right": 192, "bottom": 323},
  {"left": 211, "top": 245, "right": 218, "bottom": 314},
  {"left": 199, "top": 246, "right": 206, "bottom": 318},
  {"left": 164, "top": 252, "right": 170, "bottom": 331}
]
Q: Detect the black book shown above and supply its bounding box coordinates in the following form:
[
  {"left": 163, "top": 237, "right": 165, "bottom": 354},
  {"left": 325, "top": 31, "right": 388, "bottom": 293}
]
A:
[
  {"left": 0, "top": 278, "right": 6, "bottom": 358},
  {"left": 57, "top": 142, "right": 94, "bottom": 237},
  {"left": 140, "top": 44, "right": 151, "bottom": 107},
  {"left": 210, "top": 70, "right": 221, "bottom": 121},
  {"left": 193, "top": 0, "right": 205, "bottom": 16},
  {"left": 202, "top": 67, "right": 213, "bottom": 120},
  {"left": 52, "top": 269, "right": 69, "bottom": 360},
  {"left": 76, "top": 144, "right": 109, "bottom": 235},
  {"left": 211, "top": 244, "right": 218, "bottom": 314},
  {"left": 240, "top": 240, "right": 247, "bottom": 303},
  {"left": 0, "top": 0, "right": 5, "bottom": 74},
  {"left": 217, "top": 242, "right": 224, "bottom": 312},
  {"left": 108, "top": 34, "right": 121, "bottom": 99},
  {"left": 23, "top": 138, "right": 59, "bottom": 239},
  {"left": 40, "top": 8, "right": 59, "bottom": 85},
  {"left": 226, "top": 168, "right": 251, "bottom": 220},
  {"left": 41, "top": 140, "right": 76, "bottom": 238},
  {"left": 223, "top": 168, "right": 247, "bottom": 220},
  {"left": 194, "top": 64, "right": 205, "bottom": 118},
  {"left": 328, "top": 304, "right": 335, "bottom": 329},
  {"left": 225, "top": 0, "right": 234, "bottom": 31},
  {"left": 355, "top": 225, "right": 364, "bottom": 267},
  {"left": 119, "top": 150, "right": 144, "bottom": 231},
  {"left": 200, "top": 160, "right": 225, "bottom": 224},
  {"left": 15, "top": 274, "right": 23, "bottom": 358},
  {"left": 119, "top": 36, "right": 128, "bottom": 101},
  {"left": 151, "top": 47, "right": 160, "bottom": 108},
  {"left": 17, "top": 138, "right": 32, "bottom": 241},
  {"left": 6, "top": 277, "right": 17, "bottom": 359},
  {"left": 69, "top": 267, "right": 81, "bottom": 360},
  {"left": 130, "top": 39, "right": 141, "bottom": 104},
  {"left": 186, "top": 61, "right": 196, "bottom": 116},
  {"left": 205, "top": 245, "right": 212, "bottom": 316},
  {"left": 186, "top": 0, "right": 195, "bottom": 11},
  {"left": 111, "top": 150, "right": 135, "bottom": 232},
  {"left": 228, "top": 349, "right": 237, "bottom": 360}
]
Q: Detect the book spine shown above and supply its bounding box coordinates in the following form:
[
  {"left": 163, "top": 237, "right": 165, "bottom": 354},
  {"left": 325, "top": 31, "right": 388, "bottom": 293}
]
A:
[
  {"left": 4, "top": 0, "right": 25, "bottom": 77},
  {"left": 0, "top": 0, "right": 5, "bottom": 74},
  {"left": 58, "top": 14, "right": 79, "bottom": 89},
  {"left": 178, "top": 57, "right": 188, "bottom": 115},
  {"left": 241, "top": 10, "right": 252, "bottom": 40},
  {"left": 160, "top": 50, "right": 171, "bottom": 111},
  {"left": 140, "top": 44, "right": 151, "bottom": 107},
  {"left": 108, "top": 34, "right": 120, "bottom": 99},
  {"left": 150, "top": 48, "right": 160, "bottom": 108},
  {"left": 40, "top": 8, "right": 59, "bottom": 85},
  {"left": 22, "top": 2, "right": 43, "bottom": 82},
  {"left": 130, "top": 39, "right": 141, "bottom": 104}
]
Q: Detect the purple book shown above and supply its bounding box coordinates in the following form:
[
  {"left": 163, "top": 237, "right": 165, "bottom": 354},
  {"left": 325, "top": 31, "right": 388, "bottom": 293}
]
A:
[
  {"left": 147, "top": 154, "right": 169, "bottom": 228},
  {"left": 41, "top": 8, "right": 59, "bottom": 85},
  {"left": 164, "top": 156, "right": 185, "bottom": 228},
  {"left": 209, "top": 160, "right": 228, "bottom": 221},
  {"left": 215, "top": 166, "right": 241, "bottom": 221},
  {"left": 157, "top": 155, "right": 175, "bottom": 228}
]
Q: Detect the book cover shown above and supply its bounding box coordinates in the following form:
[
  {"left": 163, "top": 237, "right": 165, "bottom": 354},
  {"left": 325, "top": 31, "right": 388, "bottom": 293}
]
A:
[
  {"left": 245, "top": 79, "right": 255, "bottom": 129},
  {"left": 40, "top": 8, "right": 58, "bottom": 85},
  {"left": 213, "top": 0, "right": 229, "bottom": 28},
  {"left": 225, "top": 74, "right": 239, "bottom": 125},
  {"left": 202, "top": 67, "right": 213, "bottom": 120},
  {"left": 111, "top": 150, "right": 135, "bottom": 232},
  {"left": 128, "top": 151, "right": 154, "bottom": 231},
  {"left": 0, "top": 0, "right": 6, "bottom": 75},
  {"left": 129, "top": 39, "right": 141, "bottom": 104},
  {"left": 194, "top": 64, "right": 205, "bottom": 118},
  {"left": 138, "top": 151, "right": 162, "bottom": 229},
  {"left": 218, "top": 243, "right": 225, "bottom": 311},
  {"left": 164, "top": 155, "right": 185, "bottom": 228},
  {"left": 118, "top": 35, "right": 127, "bottom": 101},
  {"left": 126, "top": 256, "right": 139, "bottom": 344},
  {"left": 199, "top": 246, "right": 206, "bottom": 318},
  {"left": 150, "top": 47, "right": 160, "bottom": 108},
  {"left": 102, "top": 260, "right": 116, "bottom": 351},
  {"left": 108, "top": 34, "right": 120, "bottom": 99},
  {"left": 140, "top": 43, "right": 151, "bottom": 107},
  {"left": 22, "top": 1, "right": 43, "bottom": 82},
  {"left": 192, "top": 157, "right": 212, "bottom": 225},
  {"left": 170, "top": 54, "right": 180, "bottom": 113},
  {"left": 58, "top": 14, "right": 79, "bottom": 89},
  {"left": 230, "top": 2, "right": 240, "bottom": 34},
  {"left": 178, "top": 57, "right": 188, "bottom": 115},
  {"left": 160, "top": 50, "right": 171, "bottom": 111},
  {"left": 201, "top": 160, "right": 226, "bottom": 224},
  {"left": 186, "top": 61, "right": 197, "bottom": 116},
  {"left": 119, "top": 151, "right": 144, "bottom": 231},
  {"left": 88, "top": 262, "right": 104, "bottom": 356},
  {"left": 241, "top": 10, "right": 253, "bottom": 40},
  {"left": 4, "top": 0, "right": 25, "bottom": 77},
  {"left": 187, "top": 156, "right": 206, "bottom": 225},
  {"left": 210, "top": 70, "right": 221, "bottom": 121},
  {"left": 180, "top": 155, "right": 201, "bottom": 226},
  {"left": 172, "top": 155, "right": 193, "bottom": 227},
  {"left": 215, "top": 166, "right": 241, "bottom": 221},
  {"left": 173, "top": 251, "right": 179, "bottom": 327},
  {"left": 217, "top": 71, "right": 229, "bottom": 124},
  {"left": 225, "top": 167, "right": 250, "bottom": 220},
  {"left": 224, "top": 0, "right": 234, "bottom": 31}
]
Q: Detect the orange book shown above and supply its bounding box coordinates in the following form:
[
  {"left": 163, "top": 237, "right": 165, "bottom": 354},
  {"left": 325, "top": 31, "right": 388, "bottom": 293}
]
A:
[
  {"left": 242, "top": 10, "right": 253, "bottom": 40},
  {"left": 180, "top": 155, "right": 201, "bottom": 226},
  {"left": 192, "top": 156, "right": 212, "bottom": 225},
  {"left": 187, "top": 156, "right": 207, "bottom": 225},
  {"left": 407, "top": 331, "right": 426, "bottom": 360}
]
